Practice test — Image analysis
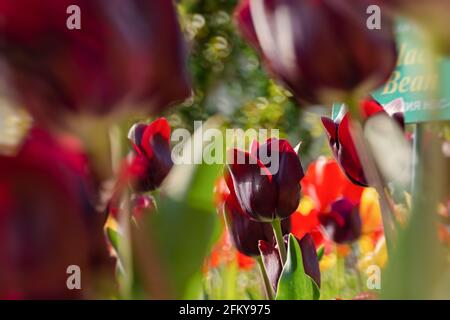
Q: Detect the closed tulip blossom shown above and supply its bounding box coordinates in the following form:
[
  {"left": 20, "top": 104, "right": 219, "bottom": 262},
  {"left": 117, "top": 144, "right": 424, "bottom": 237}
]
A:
[
  {"left": 223, "top": 171, "right": 291, "bottom": 257},
  {"left": 319, "top": 198, "right": 362, "bottom": 244},
  {"left": 259, "top": 233, "right": 320, "bottom": 292},
  {"left": 321, "top": 98, "right": 405, "bottom": 186},
  {"left": 127, "top": 118, "right": 173, "bottom": 192},
  {"left": 0, "top": 0, "right": 191, "bottom": 126},
  {"left": 226, "top": 138, "right": 304, "bottom": 222},
  {"left": 234, "top": 0, "right": 397, "bottom": 105},
  {"left": 0, "top": 128, "right": 112, "bottom": 299}
]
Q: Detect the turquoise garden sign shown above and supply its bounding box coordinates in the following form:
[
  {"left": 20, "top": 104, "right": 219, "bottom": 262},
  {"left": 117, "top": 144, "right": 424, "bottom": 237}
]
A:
[{"left": 334, "top": 20, "right": 450, "bottom": 123}]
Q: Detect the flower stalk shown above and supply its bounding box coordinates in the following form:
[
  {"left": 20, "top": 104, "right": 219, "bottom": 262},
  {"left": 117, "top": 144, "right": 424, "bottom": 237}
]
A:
[{"left": 271, "top": 218, "right": 287, "bottom": 265}]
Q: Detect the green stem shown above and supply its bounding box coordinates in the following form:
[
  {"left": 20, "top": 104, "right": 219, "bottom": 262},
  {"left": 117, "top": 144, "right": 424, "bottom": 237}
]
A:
[
  {"left": 256, "top": 256, "right": 275, "bottom": 300},
  {"left": 271, "top": 218, "right": 287, "bottom": 265},
  {"left": 351, "top": 243, "right": 364, "bottom": 293}
]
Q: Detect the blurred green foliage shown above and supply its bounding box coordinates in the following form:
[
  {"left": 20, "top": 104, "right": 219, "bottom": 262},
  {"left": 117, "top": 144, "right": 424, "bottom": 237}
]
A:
[{"left": 163, "top": 0, "right": 331, "bottom": 166}]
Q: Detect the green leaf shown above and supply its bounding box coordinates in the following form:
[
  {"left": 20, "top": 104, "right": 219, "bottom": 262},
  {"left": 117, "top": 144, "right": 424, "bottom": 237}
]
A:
[
  {"left": 106, "top": 227, "right": 120, "bottom": 255},
  {"left": 317, "top": 246, "right": 325, "bottom": 262},
  {"left": 276, "top": 234, "right": 320, "bottom": 300},
  {"left": 142, "top": 118, "right": 224, "bottom": 299}
]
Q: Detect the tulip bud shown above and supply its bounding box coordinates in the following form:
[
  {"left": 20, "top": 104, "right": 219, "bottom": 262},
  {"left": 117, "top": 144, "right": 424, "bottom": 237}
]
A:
[
  {"left": 259, "top": 233, "right": 321, "bottom": 292},
  {"left": 127, "top": 118, "right": 173, "bottom": 192},
  {"left": 234, "top": 0, "right": 397, "bottom": 105},
  {"left": 319, "top": 198, "right": 362, "bottom": 244},
  {"left": 321, "top": 98, "right": 405, "bottom": 187},
  {"left": 226, "top": 138, "right": 304, "bottom": 222}
]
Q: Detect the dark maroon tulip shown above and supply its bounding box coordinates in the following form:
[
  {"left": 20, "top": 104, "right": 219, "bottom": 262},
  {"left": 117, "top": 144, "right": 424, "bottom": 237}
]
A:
[
  {"left": 259, "top": 233, "right": 321, "bottom": 292},
  {"left": 226, "top": 138, "right": 304, "bottom": 222},
  {"left": 0, "top": 0, "right": 191, "bottom": 126},
  {"left": 318, "top": 198, "right": 362, "bottom": 244},
  {"left": 0, "top": 128, "right": 112, "bottom": 299},
  {"left": 223, "top": 173, "right": 291, "bottom": 257},
  {"left": 321, "top": 98, "right": 405, "bottom": 186},
  {"left": 127, "top": 118, "right": 173, "bottom": 192},
  {"left": 322, "top": 113, "right": 366, "bottom": 186},
  {"left": 235, "top": 0, "right": 397, "bottom": 105}
]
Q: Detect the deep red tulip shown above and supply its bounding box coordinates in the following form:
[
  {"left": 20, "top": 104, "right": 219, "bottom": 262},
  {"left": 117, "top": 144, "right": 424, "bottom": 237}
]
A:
[
  {"left": 321, "top": 113, "right": 366, "bottom": 186},
  {"left": 224, "top": 172, "right": 291, "bottom": 257},
  {"left": 226, "top": 138, "right": 304, "bottom": 222},
  {"left": 127, "top": 118, "right": 173, "bottom": 192},
  {"left": 319, "top": 198, "right": 362, "bottom": 244},
  {"left": 259, "top": 233, "right": 320, "bottom": 292},
  {"left": 321, "top": 98, "right": 405, "bottom": 186},
  {"left": 0, "top": 128, "right": 111, "bottom": 299},
  {"left": 234, "top": 0, "right": 397, "bottom": 105},
  {"left": 0, "top": 0, "right": 191, "bottom": 126}
]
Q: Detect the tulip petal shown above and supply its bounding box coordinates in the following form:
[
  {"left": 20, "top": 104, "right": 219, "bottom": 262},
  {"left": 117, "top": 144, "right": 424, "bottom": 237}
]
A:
[
  {"left": 319, "top": 198, "right": 362, "bottom": 244},
  {"left": 259, "top": 239, "right": 283, "bottom": 292},
  {"left": 258, "top": 138, "right": 304, "bottom": 219},
  {"left": 141, "top": 117, "right": 171, "bottom": 158},
  {"left": 361, "top": 98, "right": 385, "bottom": 120},
  {"left": 227, "top": 149, "right": 277, "bottom": 221},
  {"left": 224, "top": 190, "right": 290, "bottom": 257},
  {"left": 234, "top": 0, "right": 261, "bottom": 51},
  {"left": 337, "top": 114, "right": 368, "bottom": 186},
  {"left": 225, "top": 195, "right": 265, "bottom": 257},
  {"left": 127, "top": 123, "right": 147, "bottom": 152},
  {"left": 298, "top": 233, "right": 321, "bottom": 288},
  {"left": 321, "top": 117, "right": 338, "bottom": 147},
  {"left": 128, "top": 118, "right": 173, "bottom": 192}
]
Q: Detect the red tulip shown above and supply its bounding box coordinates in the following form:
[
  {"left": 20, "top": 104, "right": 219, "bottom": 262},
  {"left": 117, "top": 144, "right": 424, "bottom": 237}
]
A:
[
  {"left": 259, "top": 233, "right": 320, "bottom": 292},
  {"left": 319, "top": 198, "right": 362, "bottom": 244},
  {"left": 0, "top": 128, "right": 111, "bottom": 299},
  {"left": 0, "top": 0, "right": 191, "bottom": 126},
  {"left": 291, "top": 157, "right": 363, "bottom": 246},
  {"left": 223, "top": 172, "right": 291, "bottom": 257},
  {"left": 301, "top": 157, "right": 364, "bottom": 212},
  {"left": 226, "top": 138, "right": 304, "bottom": 222},
  {"left": 127, "top": 118, "right": 173, "bottom": 192},
  {"left": 291, "top": 209, "right": 325, "bottom": 248},
  {"left": 234, "top": 0, "right": 397, "bottom": 105},
  {"left": 321, "top": 98, "right": 405, "bottom": 186}
]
